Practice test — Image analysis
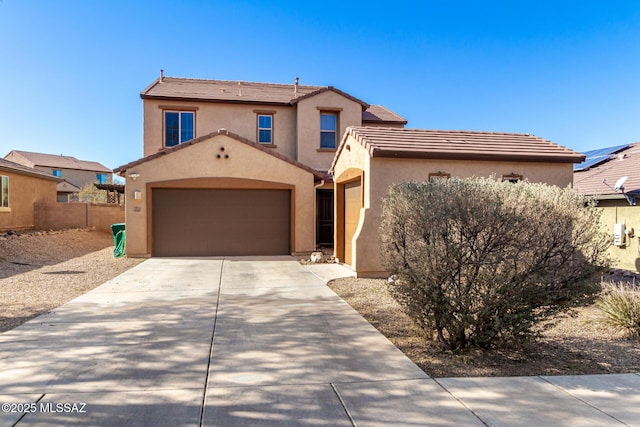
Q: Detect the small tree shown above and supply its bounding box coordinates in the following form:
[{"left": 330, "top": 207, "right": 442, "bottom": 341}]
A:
[{"left": 379, "top": 178, "right": 610, "bottom": 350}]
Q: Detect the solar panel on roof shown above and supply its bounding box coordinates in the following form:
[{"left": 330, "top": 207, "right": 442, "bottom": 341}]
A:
[{"left": 574, "top": 144, "right": 630, "bottom": 171}]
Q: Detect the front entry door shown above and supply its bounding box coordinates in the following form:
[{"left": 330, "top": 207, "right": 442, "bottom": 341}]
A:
[
  {"left": 316, "top": 189, "right": 334, "bottom": 247},
  {"left": 343, "top": 180, "right": 361, "bottom": 266}
]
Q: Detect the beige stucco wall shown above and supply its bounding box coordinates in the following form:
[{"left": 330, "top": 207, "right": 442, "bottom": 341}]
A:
[
  {"left": 34, "top": 203, "right": 124, "bottom": 232},
  {"left": 143, "top": 91, "right": 366, "bottom": 174},
  {"left": 0, "top": 171, "right": 57, "bottom": 231},
  {"left": 32, "top": 166, "right": 112, "bottom": 188},
  {"left": 143, "top": 99, "right": 297, "bottom": 160},
  {"left": 295, "top": 91, "right": 363, "bottom": 171},
  {"left": 124, "top": 134, "right": 316, "bottom": 257},
  {"left": 333, "top": 134, "right": 577, "bottom": 277},
  {"left": 595, "top": 203, "right": 640, "bottom": 272}
]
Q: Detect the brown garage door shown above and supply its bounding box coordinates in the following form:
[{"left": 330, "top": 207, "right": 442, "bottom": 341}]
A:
[
  {"left": 152, "top": 188, "right": 291, "bottom": 256},
  {"left": 343, "top": 180, "right": 362, "bottom": 266}
]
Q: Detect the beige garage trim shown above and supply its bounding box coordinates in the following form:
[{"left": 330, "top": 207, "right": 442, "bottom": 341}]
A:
[{"left": 152, "top": 187, "right": 291, "bottom": 256}]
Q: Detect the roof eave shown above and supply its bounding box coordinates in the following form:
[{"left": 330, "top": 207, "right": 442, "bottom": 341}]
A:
[
  {"left": 371, "top": 150, "right": 585, "bottom": 163},
  {"left": 362, "top": 119, "right": 408, "bottom": 125},
  {"left": 0, "top": 165, "right": 63, "bottom": 182},
  {"left": 140, "top": 94, "right": 292, "bottom": 107},
  {"left": 114, "top": 130, "right": 324, "bottom": 182},
  {"left": 140, "top": 78, "right": 162, "bottom": 97},
  {"left": 290, "top": 86, "right": 370, "bottom": 109}
]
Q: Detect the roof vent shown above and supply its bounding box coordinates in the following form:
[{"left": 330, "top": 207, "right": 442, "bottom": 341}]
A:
[
  {"left": 160, "top": 69, "right": 164, "bottom": 82},
  {"left": 294, "top": 77, "right": 299, "bottom": 96},
  {"left": 618, "top": 153, "right": 627, "bottom": 160},
  {"left": 237, "top": 81, "right": 242, "bottom": 97}
]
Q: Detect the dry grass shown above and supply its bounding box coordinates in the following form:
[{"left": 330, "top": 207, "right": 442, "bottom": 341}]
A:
[{"left": 328, "top": 277, "right": 640, "bottom": 378}]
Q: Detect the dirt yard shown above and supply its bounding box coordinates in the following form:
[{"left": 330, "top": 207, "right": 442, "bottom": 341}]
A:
[
  {"left": 0, "top": 229, "right": 143, "bottom": 332},
  {"left": 329, "top": 277, "right": 640, "bottom": 378}
]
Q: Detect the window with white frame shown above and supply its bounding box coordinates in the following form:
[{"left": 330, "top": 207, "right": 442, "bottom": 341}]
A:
[
  {"left": 320, "top": 112, "right": 338, "bottom": 149},
  {"left": 257, "top": 114, "right": 273, "bottom": 144},
  {"left": 164, "top": 111, "right": 195, "bottom": 147},
  {"left": 1, "top": 176, "right": 8, "bottom": 208}
]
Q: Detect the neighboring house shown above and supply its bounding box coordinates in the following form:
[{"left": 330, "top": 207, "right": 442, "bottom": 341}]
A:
[
  {"left": 0, "top": 158, "right": 60, "bottom": 231},
  {"left": 574, "top": 142, "right": 640, "bottom": 272},
  {"left": 3, "top": 150, "right": 112, "bottom": 202},
  {"left": 114, "top": 74, "right": 406, "bottom": 257},
  {"left": 330, "top": 127, "right": 585, "bottom": 277}
]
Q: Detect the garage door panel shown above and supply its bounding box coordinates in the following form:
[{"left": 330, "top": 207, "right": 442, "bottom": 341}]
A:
[{"left": 152, "top": 189, "right": 290, "bottom": 256}]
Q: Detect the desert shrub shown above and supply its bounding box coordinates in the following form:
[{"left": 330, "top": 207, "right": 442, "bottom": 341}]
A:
[
  {"left": 379, "top": 178, "right": 611, "bottom": 350},
  {"left": 598, "top": 282, "right": 640, "bottom": 337}
]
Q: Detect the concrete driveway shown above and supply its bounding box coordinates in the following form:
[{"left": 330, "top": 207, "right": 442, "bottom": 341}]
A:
[{"left": 0, "top": 257, "right": 638, "bottom": 426}]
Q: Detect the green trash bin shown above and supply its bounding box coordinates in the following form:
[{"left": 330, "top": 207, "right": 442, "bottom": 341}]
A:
[{"left": 111, "top": 223, "right": 126, "bottom": 258}]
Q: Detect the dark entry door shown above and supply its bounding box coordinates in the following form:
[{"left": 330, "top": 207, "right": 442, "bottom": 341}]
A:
[{"left": 316, "top": 189, "right": 334, "bottom": 247}]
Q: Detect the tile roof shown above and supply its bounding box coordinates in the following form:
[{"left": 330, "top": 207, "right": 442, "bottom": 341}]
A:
[
  {"left": 141, "top": 77, "right": 325, "bottom": 105},
  {"left": 362, "top": 105, "right": 407, "bottom": 124},
  {"left": 573, "top": 142, "right": 640, "bottom": 198},
  {"left": 57, "top": 180, "right": 81, "bottom": 193},
  {"left": 114, "top": 129, "right": 324, "bottom": 182},
  {"left": 0, "top": 158, "right": 62, "bottom": 181},
  {"left": 141, "top": 76, "right": 405, "bottom": 124},
  {"left": 330, "top": 127, "right": 584, "bottom": 172},
  {"left": 5, "top": 150, "right": 111, "bottom": 173}
]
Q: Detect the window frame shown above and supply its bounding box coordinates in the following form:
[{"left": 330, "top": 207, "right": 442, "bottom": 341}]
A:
[
  {"left": 257, "top": 113, "right": 274, "bottom": 145},
  {"left": 429, "top": 171, "right": 451, "bottom": 182},
  {"left": 96, "top": 173, "right": 107, "bottom": 184},
  {"left": 163, "top": 110, "right": 195, "bottom": 147},
  {"left": 319, "top": 111, "right": 338, "bottom": 149},
  {"left": 502, "top": 173, "right": 523, "bottom": 183},
  {"left": 1, "top": 175, "right": 9, "bottom": 209},
  {"left": 52, "top": 169, "right": 62, "bottom": 178}
]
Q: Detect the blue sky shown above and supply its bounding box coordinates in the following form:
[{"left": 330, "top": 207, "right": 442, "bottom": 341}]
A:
[{"left": 1, "top": 1, "right": 639, "bottom": 171}]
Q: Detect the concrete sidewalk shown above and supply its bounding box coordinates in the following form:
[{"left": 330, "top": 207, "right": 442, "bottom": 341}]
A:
[{"left": 0, "top": 257, "right": 638, "bottom": 426}]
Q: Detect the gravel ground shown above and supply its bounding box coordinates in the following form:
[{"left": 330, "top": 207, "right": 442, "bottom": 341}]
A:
[
  {"left": 0, "top": 229, "right": 143, "bottom": 332},
  {"left": 329, "top": 277, "right": 640, "bottom": 378}
]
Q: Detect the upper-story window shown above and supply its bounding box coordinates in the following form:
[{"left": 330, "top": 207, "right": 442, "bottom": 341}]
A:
[
  {"left": 96, "top": 173, "right": 107, "bottom": 184},
  {"left": 164, "top": 111, "right": 194, "bottom": 147},
  {"left": 52, "top": 169, "right": 62, "bottom": 177},
  {"left": 1, "top": 176, "right": 8, "bottom": 208},
  {"left": 257, "top": 114, "right": 273, "bottom": 144},
  {"left": 320, "top": 112, "right": 338, "bottom": 149}
]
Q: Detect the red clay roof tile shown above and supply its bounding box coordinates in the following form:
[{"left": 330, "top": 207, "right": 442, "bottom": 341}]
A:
[
  {"left": 0, "top": 158, "right": 62, "bottom": 181},
  {"left": 141, "top": 76, "right": 403, "bottom": 123},
  {"left": 330, "top": 127, "right": 584, "bottom": 172},
  {"left": 362, "top": 105, "right": 407, "bottom": 124}
]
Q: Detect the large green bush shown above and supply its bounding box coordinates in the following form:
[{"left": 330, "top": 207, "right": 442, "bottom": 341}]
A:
[{"left": 379, "top": 178, "right": 610, "bottom": 350}]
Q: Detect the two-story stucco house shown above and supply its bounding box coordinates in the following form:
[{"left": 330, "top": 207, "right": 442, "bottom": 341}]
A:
[
  {"left": 4, "top": 150, "right": 113, "bottom": 202},
  {"left": 114, "top": 74, "right": 406, "bottom": 257}
]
